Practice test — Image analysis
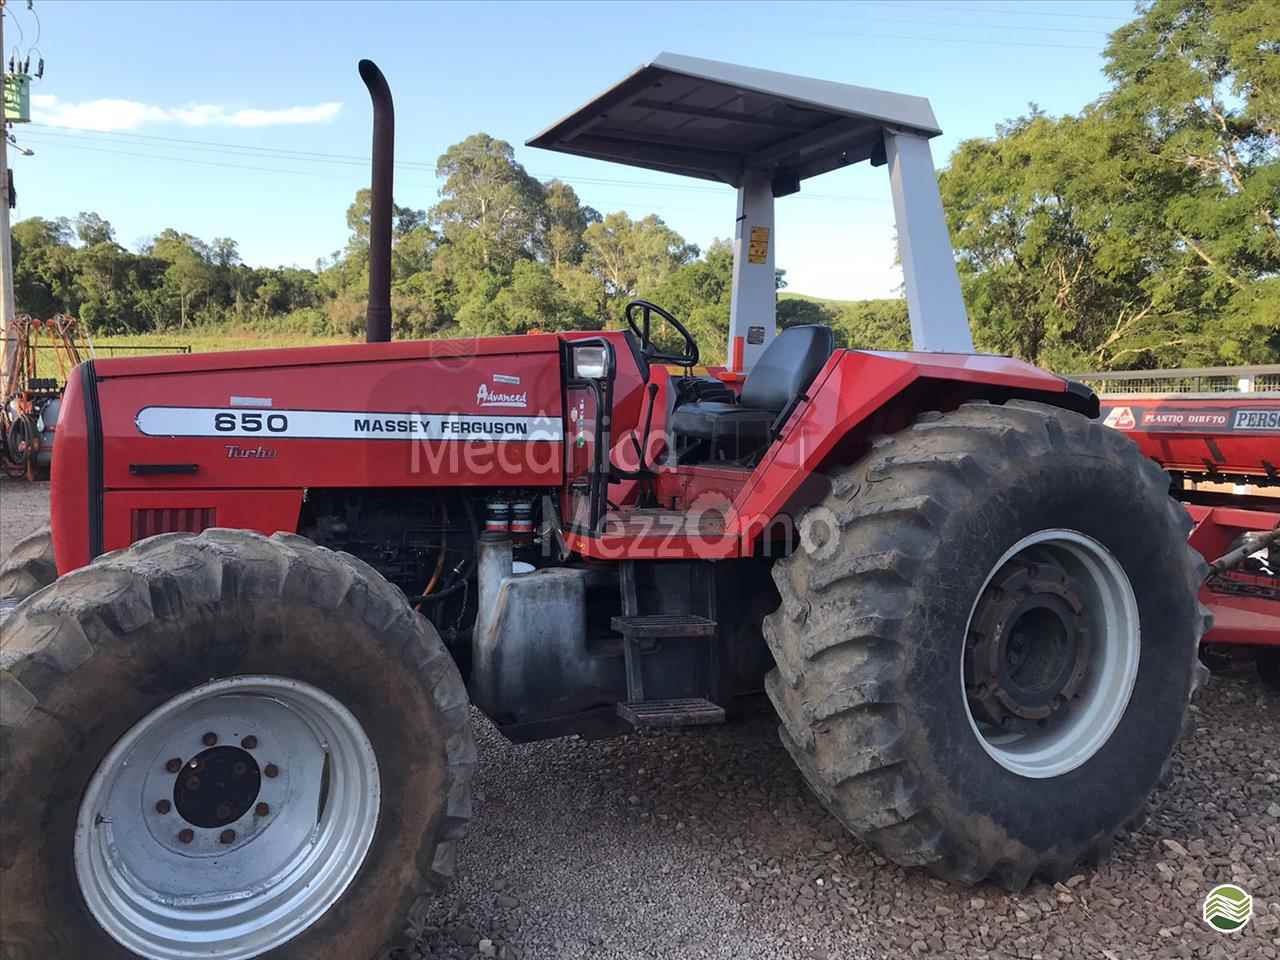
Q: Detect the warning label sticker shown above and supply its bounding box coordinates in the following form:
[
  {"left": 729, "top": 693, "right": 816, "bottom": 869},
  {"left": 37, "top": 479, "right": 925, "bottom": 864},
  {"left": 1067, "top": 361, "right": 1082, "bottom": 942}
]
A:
[{"left": 748, "top": 226, "right": 770, "bottom": 264}]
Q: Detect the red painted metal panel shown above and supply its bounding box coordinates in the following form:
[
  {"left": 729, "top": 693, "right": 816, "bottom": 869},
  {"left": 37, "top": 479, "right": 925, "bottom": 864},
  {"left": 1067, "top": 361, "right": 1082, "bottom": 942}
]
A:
[
  {"left": 1184, "top": 503, "right": 1279, "bottom": 647},
  {"left": 97, "top": 350, "right": 566, "bottom": 492},
  {"left": 1200, "top": 590, "right": 1280, "bottom": 646},
  {"left": 1100, "top": 396, "right": 1279, "bottom": 480},
  {"left": 49, "top": 366, "right": 90, "bottom": 574},
  {"left": 104, "top": 489, "right": 304, "bottom": 554},
  {"left": 92, "top": 333, "right": 564, "bottom": 378}
]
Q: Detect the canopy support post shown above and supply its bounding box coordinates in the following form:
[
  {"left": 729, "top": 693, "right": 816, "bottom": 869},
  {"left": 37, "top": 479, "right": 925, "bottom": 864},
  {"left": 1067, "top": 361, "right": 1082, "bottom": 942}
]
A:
[
  {"left": 885, "top": 129, "right": 974, "bottom": 353},
  {"left": 727, "top": 171, "right": 777, "bottom": 374}
]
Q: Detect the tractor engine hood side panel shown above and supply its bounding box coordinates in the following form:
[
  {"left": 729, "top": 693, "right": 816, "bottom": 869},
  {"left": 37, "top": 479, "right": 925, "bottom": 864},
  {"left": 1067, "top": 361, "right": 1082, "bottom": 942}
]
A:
[{"left": 96, "top": 349, "right": 565, "bottom": 492}]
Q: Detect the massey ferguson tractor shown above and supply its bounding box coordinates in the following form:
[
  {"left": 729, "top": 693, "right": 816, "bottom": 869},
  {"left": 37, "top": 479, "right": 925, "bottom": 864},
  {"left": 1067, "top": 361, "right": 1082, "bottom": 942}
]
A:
[{"left": 0, "top": 56, "right": 1209, "bottom": 959}]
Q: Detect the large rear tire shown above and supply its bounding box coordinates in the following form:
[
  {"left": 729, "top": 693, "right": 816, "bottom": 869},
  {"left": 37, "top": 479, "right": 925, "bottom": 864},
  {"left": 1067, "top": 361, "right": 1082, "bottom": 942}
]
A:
[
  {"left": 0, "top": 525, "right": 56, "bottom": 602},
  {"left": 764, "top": 400, "right": 1209, "bottom": 890},
  {"left": 0, "top": 529, "right": 475, "bottom": 959}
]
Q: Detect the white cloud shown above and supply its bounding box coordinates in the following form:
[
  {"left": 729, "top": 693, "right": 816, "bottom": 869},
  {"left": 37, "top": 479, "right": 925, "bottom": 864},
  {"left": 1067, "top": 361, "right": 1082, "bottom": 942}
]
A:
[{"left": 31, "top": 95, "right": 342, "bottom": 132}]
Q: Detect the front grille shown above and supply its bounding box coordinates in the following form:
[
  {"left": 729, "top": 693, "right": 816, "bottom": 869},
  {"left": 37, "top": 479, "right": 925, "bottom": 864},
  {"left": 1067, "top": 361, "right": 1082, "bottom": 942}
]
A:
[{"left": 131, "top": 507, "right": 216, "bottom": 542}]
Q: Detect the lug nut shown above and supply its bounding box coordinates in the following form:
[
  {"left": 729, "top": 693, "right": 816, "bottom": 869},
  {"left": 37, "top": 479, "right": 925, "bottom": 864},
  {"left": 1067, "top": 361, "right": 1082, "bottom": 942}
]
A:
[
  {"left": 202, "top": 732, "right": 218, "bottom": 746},
  {"left": 216, "top": 802, "right": 233, "bottom": 821},
  {"left": 177, "top": 829, "right": 194, "bottom": 844},
  {"left": 165, "top": 757, "right": 183, "bottom": 773},
  {"left": 186, "top": 776, "right": 201, "bottom": 790},
  {"left": 232, "top": 761, "right": 247, "bottom": 777},
  {"left": 219, "top": 829, "right": 236, "bottom": 845},
  {"left": 264, "top": 763, "right": 279, "bottom": 778},
  {"left": 241, "top": 735, "right": 258, "bottom": 750},
  {"left": 255, "top": 802, "right": 270, "bottom": 816},
  {"left": 155, "top": 799, "right": 171, "bottom": 814}
]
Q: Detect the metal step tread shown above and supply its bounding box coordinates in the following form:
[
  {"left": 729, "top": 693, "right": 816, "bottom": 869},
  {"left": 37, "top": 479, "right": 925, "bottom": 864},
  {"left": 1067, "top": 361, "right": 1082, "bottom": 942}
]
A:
[
  {"left": 610, "top": 614, "right": 717, "bottom": 638},
  {"left": 617, "top": 698, "right": 726, "bottom": 728}
]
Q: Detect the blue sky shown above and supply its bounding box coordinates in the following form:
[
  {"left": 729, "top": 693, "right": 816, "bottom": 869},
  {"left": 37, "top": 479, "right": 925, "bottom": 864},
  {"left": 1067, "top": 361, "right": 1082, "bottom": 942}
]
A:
[{"left": 12, "top": 0, "right": 1136, "bottom": 300}]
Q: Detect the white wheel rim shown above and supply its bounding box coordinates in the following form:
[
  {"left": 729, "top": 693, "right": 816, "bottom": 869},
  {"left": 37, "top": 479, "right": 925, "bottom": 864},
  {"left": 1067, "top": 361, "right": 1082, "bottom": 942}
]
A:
[
  {"left": 74, "top": 676, "right": 380, "bottom": 959},
  {"left": 961, "top": 530, "right": 1140, "bottom": 779}
]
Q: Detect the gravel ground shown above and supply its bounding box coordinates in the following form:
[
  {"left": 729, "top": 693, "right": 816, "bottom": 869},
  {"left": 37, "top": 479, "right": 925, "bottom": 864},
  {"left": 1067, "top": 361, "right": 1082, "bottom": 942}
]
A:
[
  {"left": 2, "top": 482, "right": 1276, "bottom": 959},
  {"left": 0, "top": 478, "right": 50, "bottom": 555}
]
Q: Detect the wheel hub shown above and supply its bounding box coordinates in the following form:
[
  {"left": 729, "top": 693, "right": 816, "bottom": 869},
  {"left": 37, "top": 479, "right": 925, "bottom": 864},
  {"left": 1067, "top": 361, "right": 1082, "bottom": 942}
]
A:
[
  {"left": 960, "top": 530, "right": 1141, "bottom": 780},
  {"left": 966, "top": 558, "right": 1090, "bottom": 726},
  {"left": 173, "top": 745, "right": 262, "bottom": 828}
]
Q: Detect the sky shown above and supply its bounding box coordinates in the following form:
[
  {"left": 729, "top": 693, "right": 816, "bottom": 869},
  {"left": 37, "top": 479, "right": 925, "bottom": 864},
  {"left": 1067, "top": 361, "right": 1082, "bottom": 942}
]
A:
[{"left": 9, "top": 0, "right": 1137, "bottom": 301}]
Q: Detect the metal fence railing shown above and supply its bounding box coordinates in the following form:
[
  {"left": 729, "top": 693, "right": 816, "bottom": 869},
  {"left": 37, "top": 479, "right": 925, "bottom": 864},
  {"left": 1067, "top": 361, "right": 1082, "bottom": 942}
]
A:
[
  {"left": 1071, "top": 364, "right": 1280, "bottom": 396},
  {"left": 34, "top": 344, "right": 194, "bottom": 358}
]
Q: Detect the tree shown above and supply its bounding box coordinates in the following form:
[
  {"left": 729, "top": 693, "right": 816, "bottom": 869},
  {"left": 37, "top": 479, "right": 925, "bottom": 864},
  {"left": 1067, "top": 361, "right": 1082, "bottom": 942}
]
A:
[
  {"left": 430, "top": 134, "right": 545, "bottom": 273},
  {"left": 151, "top": 230, "right": 214, "bottom": 328},
  {"left": 12, "top": 218, "right": 77, "bottom": 318},
  {"left": 537, "top": 180, "right": 600, "bottom": 271},
  {"left": 345, "top": 188, "right": 428, "bottom": 246},
  {"left": 75, "top": 212, "right": 115, "bottom": 246},
  {"left": 940, "top": 0, "right": 1279, "bottom": 370},
  {"left": 582, "top": 212, "right": 698, "bottom": 323}
]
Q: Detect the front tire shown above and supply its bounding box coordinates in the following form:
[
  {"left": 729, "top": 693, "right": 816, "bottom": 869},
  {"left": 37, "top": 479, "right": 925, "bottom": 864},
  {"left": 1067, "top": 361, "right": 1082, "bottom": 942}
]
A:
[
  {"left": 764, "top": 400, "right": 1209, "bottom": 889},
  {"left": 0, "top": 529, "right": 475, "bottom": 958},
  {"left": 0, "top": 525, "right": 56, "bottom": 602}
]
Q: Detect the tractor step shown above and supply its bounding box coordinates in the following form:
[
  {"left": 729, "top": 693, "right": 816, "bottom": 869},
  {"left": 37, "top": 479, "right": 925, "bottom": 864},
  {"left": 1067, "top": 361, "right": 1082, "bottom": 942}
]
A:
[
  {"left": 616, "top": 698, "right": 726, "bottom": 729},
  {"left": 610, "top": 614, "right": 717, "bottom": 638}
]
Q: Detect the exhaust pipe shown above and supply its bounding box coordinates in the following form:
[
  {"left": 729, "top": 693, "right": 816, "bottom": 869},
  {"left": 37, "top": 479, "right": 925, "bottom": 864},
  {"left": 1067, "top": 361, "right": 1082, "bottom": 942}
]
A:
[{"left": 359, "top": 59, "right": 394, "bottom": 344}]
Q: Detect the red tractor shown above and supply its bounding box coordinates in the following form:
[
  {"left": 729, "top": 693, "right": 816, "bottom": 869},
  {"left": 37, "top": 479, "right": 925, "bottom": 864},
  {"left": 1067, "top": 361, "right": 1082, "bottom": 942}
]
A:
[{"left": 0, "top": 56, "right": 1208, "bottom": 959}]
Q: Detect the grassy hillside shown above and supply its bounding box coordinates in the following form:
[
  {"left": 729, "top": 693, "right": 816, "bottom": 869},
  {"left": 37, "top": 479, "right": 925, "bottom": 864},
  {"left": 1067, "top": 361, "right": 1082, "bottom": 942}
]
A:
[
  {"left": 778, "top": 292, "right": 911, "bottom": 351},
  {"left": 35, "top": 330, "right": 356, "bottom": 379}
]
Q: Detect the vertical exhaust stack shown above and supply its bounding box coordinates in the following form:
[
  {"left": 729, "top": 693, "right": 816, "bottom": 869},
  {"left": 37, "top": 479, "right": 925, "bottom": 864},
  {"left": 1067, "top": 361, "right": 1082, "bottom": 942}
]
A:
[{"left": 359, "top": 59, "right": 394, "bottom": 343}]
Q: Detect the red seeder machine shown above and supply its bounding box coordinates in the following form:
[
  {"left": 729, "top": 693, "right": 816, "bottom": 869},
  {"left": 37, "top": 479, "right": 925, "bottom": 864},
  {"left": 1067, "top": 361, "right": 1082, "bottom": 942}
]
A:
[{"left": 1097, "top": 376, "right": 1279, "bottom": 680}]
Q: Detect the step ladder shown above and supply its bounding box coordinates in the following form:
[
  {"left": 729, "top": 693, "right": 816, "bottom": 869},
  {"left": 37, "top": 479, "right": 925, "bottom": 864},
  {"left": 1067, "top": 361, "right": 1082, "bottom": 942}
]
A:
[{"left": 612, "top": 563, "right": 725, "bottom": 729}]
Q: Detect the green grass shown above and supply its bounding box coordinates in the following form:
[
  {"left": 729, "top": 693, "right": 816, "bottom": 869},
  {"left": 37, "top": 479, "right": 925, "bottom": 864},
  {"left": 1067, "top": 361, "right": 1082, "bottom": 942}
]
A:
[
  {"left": 33, "top": 330, "right": 358, "bottom": 379},
  {"left": 778, "top": 291, "right": 866, "bottom": 310},
  {"left": 92, "top": 330, "right": 356, "bottom": 354}
]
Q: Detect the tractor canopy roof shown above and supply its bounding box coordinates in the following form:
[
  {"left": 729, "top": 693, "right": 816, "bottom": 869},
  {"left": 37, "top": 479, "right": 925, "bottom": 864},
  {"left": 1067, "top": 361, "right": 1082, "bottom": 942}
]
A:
[{"left": 527, "top": 52, "right": 942, "bottom": 190}]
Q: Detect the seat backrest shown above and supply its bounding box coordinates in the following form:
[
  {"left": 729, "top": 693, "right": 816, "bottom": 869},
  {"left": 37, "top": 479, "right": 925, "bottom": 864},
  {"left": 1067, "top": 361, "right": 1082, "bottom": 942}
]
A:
[{"left": 739, "top": 325, "right": 836, "bottom": 413}]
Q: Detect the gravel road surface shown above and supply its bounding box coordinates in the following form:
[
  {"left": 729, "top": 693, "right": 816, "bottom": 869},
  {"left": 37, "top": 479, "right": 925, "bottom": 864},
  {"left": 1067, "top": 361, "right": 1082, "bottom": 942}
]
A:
[
  {"left": 0, "top": 479, "right": 49, "bottom": 556},
  {"left": 2, "top": 482, "right": 1275, "bottom": 959}
]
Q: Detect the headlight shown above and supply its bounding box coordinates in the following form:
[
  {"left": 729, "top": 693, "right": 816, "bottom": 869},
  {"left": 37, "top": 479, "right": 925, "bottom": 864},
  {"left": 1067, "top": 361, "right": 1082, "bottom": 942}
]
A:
[{"left": 572, "top": 345, "right": 608, "bottom": 380}]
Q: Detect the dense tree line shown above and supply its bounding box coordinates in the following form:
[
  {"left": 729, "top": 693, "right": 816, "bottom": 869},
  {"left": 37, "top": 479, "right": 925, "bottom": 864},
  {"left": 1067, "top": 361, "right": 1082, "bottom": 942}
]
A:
[
  {"left": 941, "top": 0, "right": 1279, "bottom": 370},
  {"left": 12, "top": 0, "right": 1277, "bottom": 370}
]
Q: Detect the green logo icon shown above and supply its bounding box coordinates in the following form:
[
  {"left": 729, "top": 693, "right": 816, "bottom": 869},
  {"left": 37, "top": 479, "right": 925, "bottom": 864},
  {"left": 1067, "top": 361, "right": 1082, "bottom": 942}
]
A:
[{"left": 1203, "top": 883, "right": 1253, "bottom": 932}]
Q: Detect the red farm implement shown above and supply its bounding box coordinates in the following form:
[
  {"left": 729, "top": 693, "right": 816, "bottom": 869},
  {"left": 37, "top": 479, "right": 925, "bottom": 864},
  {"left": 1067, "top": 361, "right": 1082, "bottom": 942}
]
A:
[
  {"left": 0, "top": 314, "right": 86, "bottom": 479},
  {"left": 1091, "top": 366, "right": 1279, "bottom": 676}
]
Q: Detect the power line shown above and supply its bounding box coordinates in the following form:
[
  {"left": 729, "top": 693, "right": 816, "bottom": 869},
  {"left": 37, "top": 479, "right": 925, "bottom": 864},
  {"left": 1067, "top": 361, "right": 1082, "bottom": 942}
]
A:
[
  {"left": 878, "top": 1, "right": 1130, "bottom": 23},
  {"left": 850, "top": 28, "right": 1097, "bottom": 51},
  {"left": 22, "top": 125, "right": 882, "bottom": 203},
  {"left": 854, "top": 5, "right": 1114, "bottom": 36}
]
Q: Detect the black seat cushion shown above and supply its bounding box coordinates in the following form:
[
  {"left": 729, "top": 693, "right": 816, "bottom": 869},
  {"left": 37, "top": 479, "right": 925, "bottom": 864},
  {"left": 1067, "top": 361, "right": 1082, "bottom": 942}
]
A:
[
  {"left": 669, "top": 402, "right": 775, "bottom": 446},
  {"left": 669, "top": 325, "right": 836, "bottom": 448}
]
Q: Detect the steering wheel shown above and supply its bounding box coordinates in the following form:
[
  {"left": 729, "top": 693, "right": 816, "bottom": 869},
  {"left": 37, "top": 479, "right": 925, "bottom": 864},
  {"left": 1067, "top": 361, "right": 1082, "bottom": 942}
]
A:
[{"left": 625, "top": 299, "right": 699, "bottom": 367}]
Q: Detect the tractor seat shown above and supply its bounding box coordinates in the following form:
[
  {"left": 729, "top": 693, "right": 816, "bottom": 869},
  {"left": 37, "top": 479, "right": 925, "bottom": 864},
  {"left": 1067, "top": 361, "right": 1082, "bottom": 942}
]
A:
[{"left": 671, "top": 325, "right": 835, "bottom": 459}]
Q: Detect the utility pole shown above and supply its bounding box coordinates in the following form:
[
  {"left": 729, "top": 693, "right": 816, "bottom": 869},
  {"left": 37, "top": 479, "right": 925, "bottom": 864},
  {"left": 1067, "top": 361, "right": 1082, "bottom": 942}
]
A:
[{"left": 0, "top": 0, "right": 15, "bottom": 399}]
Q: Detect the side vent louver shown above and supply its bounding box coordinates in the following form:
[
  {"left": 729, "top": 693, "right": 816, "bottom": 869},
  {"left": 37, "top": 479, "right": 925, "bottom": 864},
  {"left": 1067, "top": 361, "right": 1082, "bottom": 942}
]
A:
[{"left": 131, "top": 508, "right": 216, "bottom": 542}]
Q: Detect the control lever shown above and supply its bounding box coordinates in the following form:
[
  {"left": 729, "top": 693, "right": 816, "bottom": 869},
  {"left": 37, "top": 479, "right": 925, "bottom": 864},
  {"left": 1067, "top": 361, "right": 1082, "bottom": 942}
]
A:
[{"left": 630, "top": 382, "right": 660, "bottom": 473}]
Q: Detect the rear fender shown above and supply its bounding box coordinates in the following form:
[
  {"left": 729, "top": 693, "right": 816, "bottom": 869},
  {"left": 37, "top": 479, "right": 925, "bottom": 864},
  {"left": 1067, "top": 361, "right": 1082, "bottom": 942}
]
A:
[{"left": 732, "top": 349, "right": 1095, "bottom": 554}]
